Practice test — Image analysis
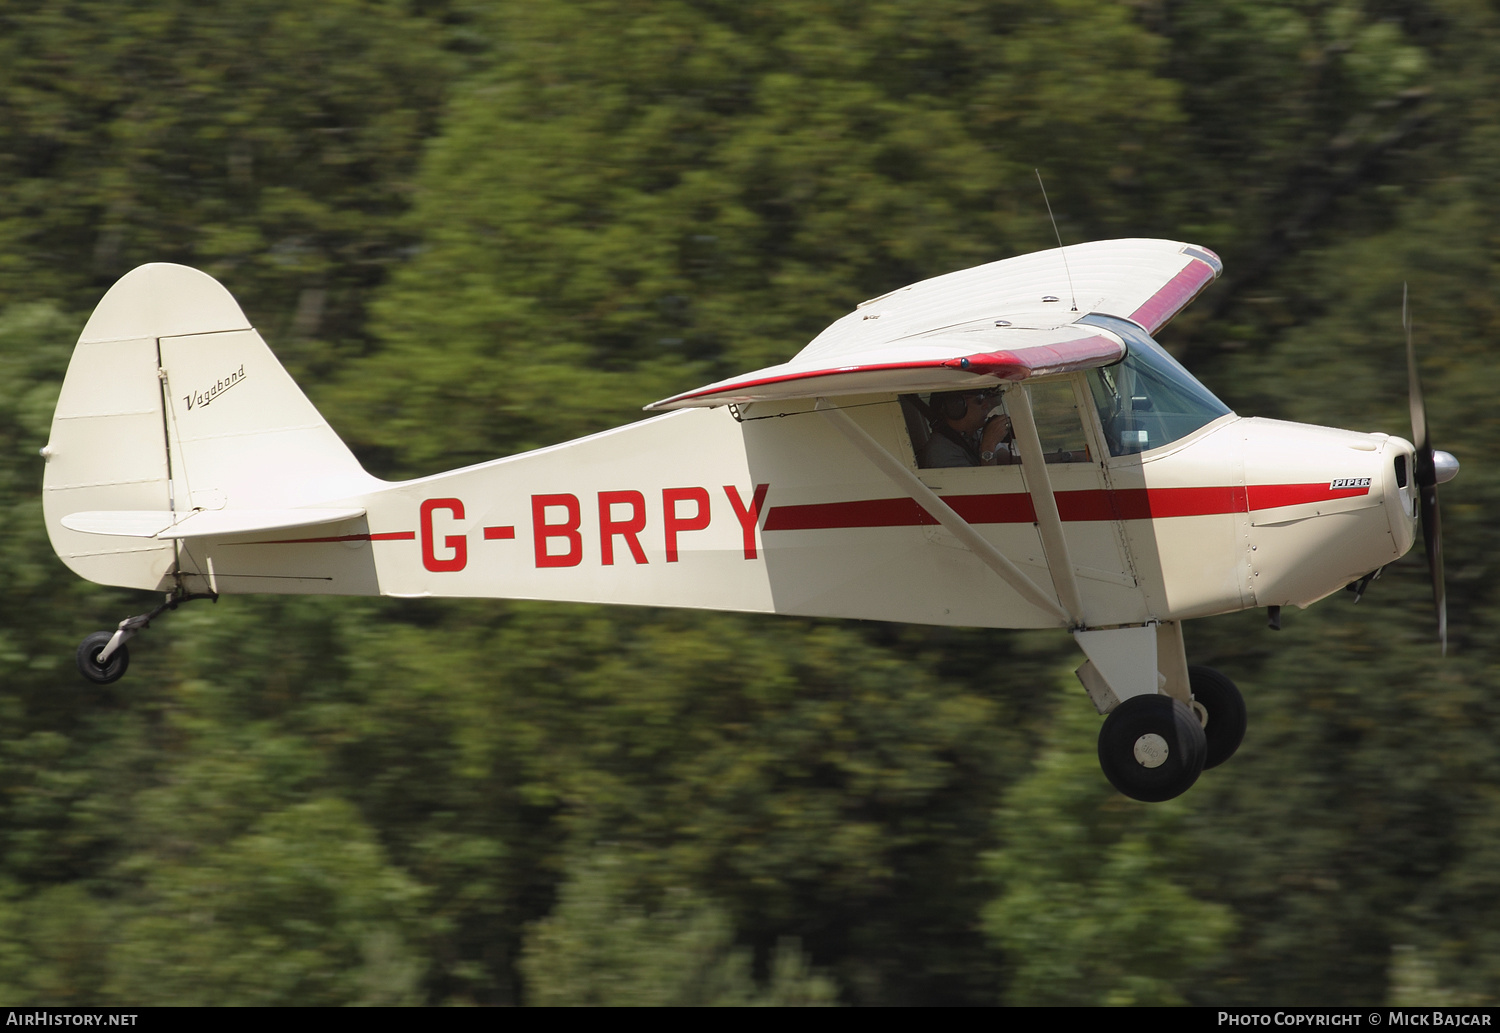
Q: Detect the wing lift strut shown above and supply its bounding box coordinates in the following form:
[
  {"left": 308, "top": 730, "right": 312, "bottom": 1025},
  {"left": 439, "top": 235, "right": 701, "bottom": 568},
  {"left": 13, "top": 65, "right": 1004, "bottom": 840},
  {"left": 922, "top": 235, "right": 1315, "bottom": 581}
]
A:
[{"left": 814, "top": 394, "right": 1183, "bottom": 710}]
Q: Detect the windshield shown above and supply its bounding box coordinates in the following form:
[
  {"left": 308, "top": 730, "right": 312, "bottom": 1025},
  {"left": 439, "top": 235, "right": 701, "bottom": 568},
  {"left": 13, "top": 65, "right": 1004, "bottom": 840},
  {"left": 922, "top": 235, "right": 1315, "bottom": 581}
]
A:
[{"left": 1079, "top": 314, "right": 1233, "bottom": 456}]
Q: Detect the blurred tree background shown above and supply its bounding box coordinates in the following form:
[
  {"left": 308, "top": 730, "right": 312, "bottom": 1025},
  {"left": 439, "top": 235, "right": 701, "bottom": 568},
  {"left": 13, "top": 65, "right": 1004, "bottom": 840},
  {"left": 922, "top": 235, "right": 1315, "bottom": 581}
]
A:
[{"left": 0, "top": 0, "right": 1496, "bottom": 1006}]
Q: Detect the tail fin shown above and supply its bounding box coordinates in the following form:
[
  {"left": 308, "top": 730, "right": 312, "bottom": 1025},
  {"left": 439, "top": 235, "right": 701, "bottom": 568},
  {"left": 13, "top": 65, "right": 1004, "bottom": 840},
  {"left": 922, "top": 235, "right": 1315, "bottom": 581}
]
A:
[{"left": 43, "top": 263, "right": 380, "bottom": 590}]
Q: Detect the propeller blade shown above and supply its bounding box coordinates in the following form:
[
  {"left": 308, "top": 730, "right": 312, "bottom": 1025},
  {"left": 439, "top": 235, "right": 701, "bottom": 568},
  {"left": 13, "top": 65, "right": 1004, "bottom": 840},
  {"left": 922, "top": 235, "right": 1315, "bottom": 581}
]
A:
[
  {"left": 1405, "top": 284, "right": 1447, "bottom": 654},
  {"left": 1421, "top": 482, "right": 1446, "bottom": 655},
  {"left": 1405, "top": 284, "right": 1430, "bottom": 460}
]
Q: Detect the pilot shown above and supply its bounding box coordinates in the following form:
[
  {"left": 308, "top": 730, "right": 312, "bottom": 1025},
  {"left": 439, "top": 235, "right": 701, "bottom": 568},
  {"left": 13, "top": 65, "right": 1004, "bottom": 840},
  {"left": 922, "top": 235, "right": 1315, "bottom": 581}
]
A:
[{"left": 922, "top": 389, "right": 1018, "bottom": 468}]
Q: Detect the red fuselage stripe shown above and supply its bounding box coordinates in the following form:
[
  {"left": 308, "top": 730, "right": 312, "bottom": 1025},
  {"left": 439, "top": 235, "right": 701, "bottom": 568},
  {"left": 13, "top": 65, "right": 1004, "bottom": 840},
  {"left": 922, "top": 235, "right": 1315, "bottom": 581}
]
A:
[
  {"left": 1246, "top": 483, "right": 1370, "bottom": 509},
  {"left": 236, "top": 481, "right": 1375, "bottom": 545},
  {"left": 763, "top": 483, "right": 1367, "bottom": 531},
  {"left": 245, "top": 530, "right": 417, "bottom": 545}
]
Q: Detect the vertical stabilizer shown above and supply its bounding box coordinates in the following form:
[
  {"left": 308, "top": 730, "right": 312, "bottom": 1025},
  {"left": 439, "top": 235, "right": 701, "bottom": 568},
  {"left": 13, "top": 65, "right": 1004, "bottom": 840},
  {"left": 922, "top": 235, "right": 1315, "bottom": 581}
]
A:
[{"left": 43, "top": 264, "right": 383, "bottom": 591}]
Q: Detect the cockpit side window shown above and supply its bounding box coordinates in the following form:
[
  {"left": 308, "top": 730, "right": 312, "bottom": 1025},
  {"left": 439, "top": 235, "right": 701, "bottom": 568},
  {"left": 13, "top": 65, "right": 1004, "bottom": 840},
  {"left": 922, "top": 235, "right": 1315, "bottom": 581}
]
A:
[
  {"left": 1079, "top": 314, "right": 1233, "bottom": 457},
  {"left": 902, "top": 384, "right": 1090, "bottom": 468},
  {"left": 905, "top": 391, "right": 1012, "bottom": 468}
]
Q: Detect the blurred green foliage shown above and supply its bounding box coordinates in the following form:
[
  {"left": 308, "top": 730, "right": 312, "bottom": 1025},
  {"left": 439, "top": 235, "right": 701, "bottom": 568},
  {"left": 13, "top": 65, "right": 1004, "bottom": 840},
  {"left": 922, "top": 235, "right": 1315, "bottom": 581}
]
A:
[
  {"left": 521, "top": 851, "right": 836, "bottom": 1005},
  {"left": 985, "top": 685, "right": 1236, "bottom": 1005},
  {"left": 0, "top": 0, "right": 1497, "bottom": 1007}
]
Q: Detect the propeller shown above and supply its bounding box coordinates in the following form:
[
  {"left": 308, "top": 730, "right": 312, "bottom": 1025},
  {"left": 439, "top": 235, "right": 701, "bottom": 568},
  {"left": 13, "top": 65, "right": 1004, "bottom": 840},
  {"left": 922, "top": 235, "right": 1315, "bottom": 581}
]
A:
[{"left": 1404, "top": 285, "right": 1457, "bottom": 654}]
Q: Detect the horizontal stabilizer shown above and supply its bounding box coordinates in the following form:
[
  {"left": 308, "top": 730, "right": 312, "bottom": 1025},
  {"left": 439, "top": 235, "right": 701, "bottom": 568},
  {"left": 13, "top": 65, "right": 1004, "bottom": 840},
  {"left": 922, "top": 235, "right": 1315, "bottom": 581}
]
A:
[{"left": 62, "top": 508, "right": 367, "bottom": 540}]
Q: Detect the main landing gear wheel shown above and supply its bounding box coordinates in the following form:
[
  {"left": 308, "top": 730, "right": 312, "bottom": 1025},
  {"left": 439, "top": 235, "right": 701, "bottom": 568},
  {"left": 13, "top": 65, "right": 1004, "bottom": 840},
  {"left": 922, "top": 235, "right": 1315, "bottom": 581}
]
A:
[
  {"left": 1098, "top": 694, "right": 1207, "bottom": 802},
  {"left": 76, "top": 631, "right": 129, "bottom": 685},
  {"left": 1189, "top": 665, "right": 1246, "bottom": 770}
]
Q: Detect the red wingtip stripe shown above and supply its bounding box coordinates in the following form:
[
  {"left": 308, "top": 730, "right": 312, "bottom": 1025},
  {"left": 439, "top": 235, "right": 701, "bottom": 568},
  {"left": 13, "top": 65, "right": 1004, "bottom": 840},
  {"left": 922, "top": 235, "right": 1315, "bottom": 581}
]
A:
[
  {"left": 1130, "top": 259, "right": 1219, "bottom": 334},
  {"left": 943, "top": 333, "right": 1124, "bottom": 379}
]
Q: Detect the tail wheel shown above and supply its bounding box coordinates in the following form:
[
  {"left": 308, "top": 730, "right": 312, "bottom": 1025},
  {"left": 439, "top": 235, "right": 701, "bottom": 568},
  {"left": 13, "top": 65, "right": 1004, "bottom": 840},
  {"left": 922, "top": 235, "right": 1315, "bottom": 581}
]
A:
[
  {"left": 1098, "top": 694, "right": 1206, "bottom": 802},
  {"left": 76, "top": 631, "right": 129, "bottom": 685},
  {"left": 1188, "top": 665, "right": 1246, "bottom": 770}
]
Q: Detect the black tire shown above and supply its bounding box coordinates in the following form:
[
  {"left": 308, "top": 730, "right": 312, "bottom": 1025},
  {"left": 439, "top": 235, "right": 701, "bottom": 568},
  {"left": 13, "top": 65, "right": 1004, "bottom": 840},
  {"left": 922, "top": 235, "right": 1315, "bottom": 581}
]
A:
[
  {"left": 1098, "top": 694, "right": 1207, "bottom": 802},
  {"left": 76, "top": 631, "right": 129, "bottom": 684},
  {"left": 1189, "top": 665, "right": 1246, "bottom": 770}
]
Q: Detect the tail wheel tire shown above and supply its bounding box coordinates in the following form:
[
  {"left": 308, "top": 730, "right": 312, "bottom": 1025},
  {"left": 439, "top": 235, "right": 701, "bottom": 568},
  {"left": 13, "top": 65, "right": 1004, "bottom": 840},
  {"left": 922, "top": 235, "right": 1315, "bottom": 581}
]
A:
[
  {"left": 76, "top": 632, "right": 129, "bottom": 685},
  {"left": 1098, "top": 694, "right": 1207, "bottom": 802},
  {"left": 1188, "top": 665, "right": 1246, "bottom": 770}
]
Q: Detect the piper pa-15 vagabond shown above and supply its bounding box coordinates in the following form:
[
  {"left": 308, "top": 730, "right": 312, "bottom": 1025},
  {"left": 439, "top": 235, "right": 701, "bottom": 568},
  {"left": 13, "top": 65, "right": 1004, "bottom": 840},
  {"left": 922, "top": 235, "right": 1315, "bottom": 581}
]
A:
[{"left": 41, "top": 239, "right": 1457, "bottom": 801}]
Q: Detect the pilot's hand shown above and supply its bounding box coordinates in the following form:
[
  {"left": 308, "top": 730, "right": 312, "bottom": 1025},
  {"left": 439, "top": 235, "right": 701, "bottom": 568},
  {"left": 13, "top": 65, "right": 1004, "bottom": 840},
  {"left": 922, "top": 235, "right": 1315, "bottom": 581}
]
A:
[
  {"left": 980, "top": 415, "right": 1012, "bottom": 450},
  {"left": 979, "top": 415, "right": 1014, "bottom": 464}
]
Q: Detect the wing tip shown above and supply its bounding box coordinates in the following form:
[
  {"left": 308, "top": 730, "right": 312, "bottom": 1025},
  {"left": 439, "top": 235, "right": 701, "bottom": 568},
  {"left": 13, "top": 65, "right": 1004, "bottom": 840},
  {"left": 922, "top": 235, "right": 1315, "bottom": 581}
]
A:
[{"left": 1181, "top": 244, "right": 1223, "bottom": 278}]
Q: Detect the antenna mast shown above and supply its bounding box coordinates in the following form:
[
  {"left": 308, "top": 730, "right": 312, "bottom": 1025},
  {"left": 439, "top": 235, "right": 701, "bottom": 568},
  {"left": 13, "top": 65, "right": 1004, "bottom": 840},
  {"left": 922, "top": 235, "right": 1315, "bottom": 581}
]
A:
[{"left": 1036, "top": 169, "right": 1078, "bottom": 312}]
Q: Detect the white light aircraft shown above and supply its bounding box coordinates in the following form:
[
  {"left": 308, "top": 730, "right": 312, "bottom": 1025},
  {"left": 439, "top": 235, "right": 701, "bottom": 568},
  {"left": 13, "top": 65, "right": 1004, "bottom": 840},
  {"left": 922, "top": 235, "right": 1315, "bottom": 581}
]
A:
[{"left": 42, "top": 239, "right": 1457, "bottom": 801}]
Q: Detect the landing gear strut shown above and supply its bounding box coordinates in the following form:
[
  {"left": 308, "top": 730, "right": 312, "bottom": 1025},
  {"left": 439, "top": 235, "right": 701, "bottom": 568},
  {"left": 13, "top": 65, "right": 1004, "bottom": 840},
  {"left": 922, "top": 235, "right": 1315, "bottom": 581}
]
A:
[
  {"left": 75, "top": 590, "right": 217, "bottom": 685},
  {"left": 1077, "top": 623, "right": 1250, "bottom": 801}
]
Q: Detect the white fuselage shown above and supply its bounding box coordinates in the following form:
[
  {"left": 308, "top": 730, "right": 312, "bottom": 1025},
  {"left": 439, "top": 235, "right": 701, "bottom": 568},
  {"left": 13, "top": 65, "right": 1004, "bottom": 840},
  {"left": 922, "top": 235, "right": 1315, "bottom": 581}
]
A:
[{"left": 163, "top": 388, "right": 1415, "bottom": 631}]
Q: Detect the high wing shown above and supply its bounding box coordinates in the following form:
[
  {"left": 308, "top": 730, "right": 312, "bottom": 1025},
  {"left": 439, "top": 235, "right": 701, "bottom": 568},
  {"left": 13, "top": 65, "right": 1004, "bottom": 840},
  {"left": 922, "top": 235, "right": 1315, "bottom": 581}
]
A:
[{"left": 646, "top": 238, "right": 1221, "bottom": 410}]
